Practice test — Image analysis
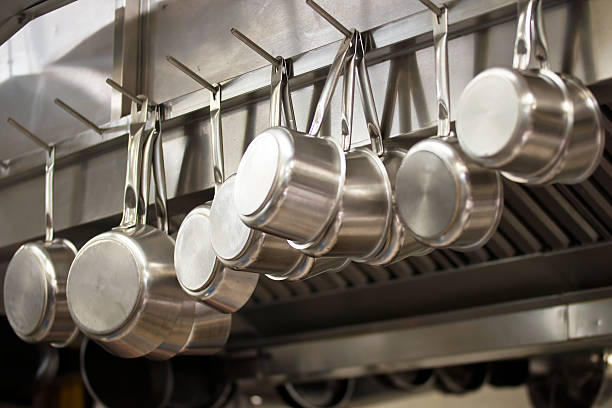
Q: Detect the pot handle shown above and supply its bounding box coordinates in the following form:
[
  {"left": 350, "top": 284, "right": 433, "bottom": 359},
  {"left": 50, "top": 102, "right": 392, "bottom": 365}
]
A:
[
  {"left": 6, "top": 118, "right": 55, "bottom": 241},
  {"left": 209, "top": 84, "right": 225, "bottom": 190},
  {"left": 308, "top": 33, "right": 354, "bottom": 137},
  {"left": 341, "top": 36, "right": 358, "bottom": 151},
  {"left": 433, "top": 6, "right": 452, "bottom": 138},
  {"left": 152, "top": 106, "right": 169, "bottom": 234},
  {"left": 270, "top": 58, "right": 297, "bottom": 130},
  {"left": 119, "top": 98, "right": 155, "bottom": 229},
  {"left": 513, "top": 0, "right": 550, "bottom": 71},
  {"left": 355, "top": 32, "right": 384, "bottom": 156}
]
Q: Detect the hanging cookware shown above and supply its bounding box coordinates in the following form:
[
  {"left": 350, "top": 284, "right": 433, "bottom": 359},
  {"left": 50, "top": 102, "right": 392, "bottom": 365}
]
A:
[
  {"left": 395, "top": 6, "right": 503, "bottom": 251},
  {"left": 67, "top": 99, "right": 230, "bottom": 359},
  {"left": 455, "top": 0, "right": 604, "bottom": 185},
  {"left": 232, "top": 34, "right": 351, "bottom": 245},
  {"left": 3, "top": 118, "right": 79, "bottom": 347},
  {"left": 289, "top": 29, "right": 393, "bottom": 262},
  {"left": 170, "top": 60, "right": 258, "bottom": 313},
  {"left": 211, "top": 33, "right": 348, "bottom": 279}
]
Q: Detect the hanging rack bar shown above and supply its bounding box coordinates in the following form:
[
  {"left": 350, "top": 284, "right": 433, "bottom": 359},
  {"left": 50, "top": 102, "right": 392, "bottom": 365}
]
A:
[
  {"left": 105, "top": 78, "right": 144, "bottom": 106},
  {"left": 230, "top": 28, "right": 279, "bottom": 65},
  {"left": 166, "top": 56, "right": 217, "bottom": 93},
  {"left": 417, "top": 0, "right": 443, "bottom": 17},
  {"left": 305, "top": 0, "right": 352, "bottom": 37},
  {"left": 7, "top": 117, "right": 51, "bottom": 152},
  {"left": 54, "top": 98, "right": 104, "bottom": 135}
]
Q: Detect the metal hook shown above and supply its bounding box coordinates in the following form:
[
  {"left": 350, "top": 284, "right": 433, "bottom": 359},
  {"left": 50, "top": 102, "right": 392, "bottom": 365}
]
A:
[
  {"left": 7, "top": 117, "right": 52, "bottom": 152},
  {"left": 417, "top": 0, "right": 443, "bottom": 17},
  {"left": 230, "top": 28, "right": 279, "bottom": 65},
  {"left": 306, "top": 0, "right": 352, "bottom": 38},
  {"left": 106, "top": 78, "right": 147, "bottom": 106},
  {"left": 166, "top": 56, "right": 217, "bottom": 93},
  {"left": 54, "top": 98, "right": 104, "bottom": 135}
]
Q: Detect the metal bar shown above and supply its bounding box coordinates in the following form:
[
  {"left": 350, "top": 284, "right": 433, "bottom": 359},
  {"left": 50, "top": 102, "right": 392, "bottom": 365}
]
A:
[
  {"left": 106, "top": 78, "right": 143, "bottom": 106},
  {"left": 305, "top": 0, "right": 352, "bottom": 38},
  {"left": 54, "top": 98, "right": 103, "bottom": 135},
  {"left": 418, "top": 0, "right": 443, "bottom": 17},
  {"left": 6, "top": 118, "right": 51, "bottom": 152},
  {"left": 166, "top": 56, "right": 216, "bottom": 93},
  {"left": 230, "top": 28, "right": 279, "bottom": 65}
]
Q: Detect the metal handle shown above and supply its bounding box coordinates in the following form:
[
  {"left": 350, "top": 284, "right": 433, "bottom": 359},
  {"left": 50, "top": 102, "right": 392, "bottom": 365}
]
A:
[
  {"left": 433, "top": 7, "right": 451, "bottom": 138},
  {"left": 54, "top": 98, "right": 103, "bottom": 135},
  {"left": 355, "top": 33, "right": 384, "bottom": 156},
  {"left": 341, "top": 40, "right": 357, "bottom": 151},
  {"left": 513, "top": 0, "right": 549, "bottom": 70},
  {"left": 153, "top": 106, "right": 169, "bottom": 234},
  {"left": 209, "top": 84, "right": 225, "bottom": 189},
  {"left": 308, "top": 33, "right": 354, "bottom": 136},
  {"left": 119, "top": 98, "right": 154, "bottom": 229},
  {"left": 6, "top": 117, "right": 54, "bottom": 241},
  {"left": 166, "top": 56, "right": 225, "bottom": 189},
  {"left": 44, "top": 147, "right": 55, "bottom": 242}
]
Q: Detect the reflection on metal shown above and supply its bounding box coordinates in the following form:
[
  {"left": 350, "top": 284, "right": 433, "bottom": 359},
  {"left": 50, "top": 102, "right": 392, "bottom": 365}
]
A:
[
  {"left": 0, "top": 0, "right": 75, "bottom": 46},
  {"left": 227, "top": 296, "right": 612, "bottom": 384}
]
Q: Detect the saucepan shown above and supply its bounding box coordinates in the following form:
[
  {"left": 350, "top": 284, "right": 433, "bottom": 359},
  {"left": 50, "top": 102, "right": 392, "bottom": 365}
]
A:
[
  {"left": 211, "top": 34, "right": 348, "bottom": 279},
  {"left": 289, "top": 29, "right": 393, "bottom": 262},
  {"left": 456, "top": 0, "right": 603, "bottom": 185},
  {"left": 67, "top": 100, "right": 230, "bottom": 359},
  {"left": 3, "top": 118, "right": 79, "bottom": 347},
  {"left": 395, "top": 6, "right": 503, "bottom": 251},
  {"left": 170, "top": 61, "right": 259, "bottom": 313}
]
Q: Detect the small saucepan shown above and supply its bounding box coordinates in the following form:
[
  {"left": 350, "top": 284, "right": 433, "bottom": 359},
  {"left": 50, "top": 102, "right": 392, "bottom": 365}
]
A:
[
  {"left": 395, "top": 7, "right": 503, "bottom": 251},
  {"left": 3, "top": 119, "right": 79, "bottom": 347},
  {"left": 456, "top": 0, "right": 604, "bottom": 185},
  {"left": 173, "top": 78, "right": 258, "bottom": 313},
  {"left": 67, "top": 100, "right": 230, "bottom": 359}
]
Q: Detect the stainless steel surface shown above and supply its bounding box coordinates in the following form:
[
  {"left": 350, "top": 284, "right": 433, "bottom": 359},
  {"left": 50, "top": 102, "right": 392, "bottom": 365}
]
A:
[
  {"left": 456, "top": 0, "right": 605, "bottom": 185},
  {"left": 172, "top": 62, "right": 258, "bottom": 313},
  {"left": 210, "top": 175, "right": 307, "bottom": 275},
  {"left": 3, "top": 123, "right": 78, "bottom": 346},
  {"left": 67, "top": 100, "right": 230, "bottom": 358},
  {"left": 228, "top": 295, "right": 612, "bottom": 384},
  {"left": 1, "top": 0, "right": 610, "bottom": 250},
  {"left": 395, "top": 7, "right": 503, "bottom": 251}
]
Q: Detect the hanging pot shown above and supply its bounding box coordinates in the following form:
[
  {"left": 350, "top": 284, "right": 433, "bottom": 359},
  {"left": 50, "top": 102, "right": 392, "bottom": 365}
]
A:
[
  {"left": 67, "top": 101, "right": 230, "bottom": 359},
  {"left": 174, "top": 82, "right": 258, "bottom": 313},
  {"left": 395, "top": 7, "right": 503, "bottom": 251},
  {"left": 456, "top": 0, "right": 604, "bottom": 185},
  {"left": 3, "top": 123, "right": 79, "bottom": 347}
]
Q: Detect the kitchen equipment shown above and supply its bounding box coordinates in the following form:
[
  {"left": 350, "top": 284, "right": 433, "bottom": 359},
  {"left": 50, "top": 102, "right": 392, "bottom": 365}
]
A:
[
  {"left": 395, "top": 6, "right": 503, "bottom": 251},
  {"left": 3, "top": 118, "right": 79, "bottom": 347},
  {"left": 288, "top": 28, "right": 393, "bottom": 262},
  {"left": 232, "top": 34, "right": 350, "bottom": 245},
  {"left": 67, "top": 96, "right": 230, "bottom": 359},
  {"left": 456, "top": 0, "right": 604, "bottom": 185},
  {"left": 169, "top": 57, "right": 258, "bottom": 313}
]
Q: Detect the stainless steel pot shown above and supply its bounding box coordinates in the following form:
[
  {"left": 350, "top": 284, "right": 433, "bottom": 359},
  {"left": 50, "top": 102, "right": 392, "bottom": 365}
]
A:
[
  {"left": 173, "top": 79, "right": 258, "bottom": 313},
  {"left": 290, "top": 31, "right": 392, "bottom": 261},
  {"left": 3, "top": 120, "right": 79, "bottom": 347},
  {"left": 233, "top": 35, "right": 352, "bottom": 245},
  {"left": 456, "top": 0, "right": 604, "bottom": 185},
  {"left": 395, "top": 7, "right": 503, "bottom": 251},
  {"left": 67, "top": 100, "right": 230, "bottom": 359},
  {"left": 211, "top": 48, "right": 346, "bottom": 279}
]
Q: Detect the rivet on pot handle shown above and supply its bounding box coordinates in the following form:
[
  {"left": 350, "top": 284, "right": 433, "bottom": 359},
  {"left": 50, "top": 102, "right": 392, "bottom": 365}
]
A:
[{"left": 513, "top": 0, "right": 549, "bottom": 71}]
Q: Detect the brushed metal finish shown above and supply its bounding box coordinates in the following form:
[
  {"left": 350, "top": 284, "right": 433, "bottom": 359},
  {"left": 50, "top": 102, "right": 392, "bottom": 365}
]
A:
[
  {"left": 4, "top": 239, "right": 78, "bottom": 345},
  {"left": 210, "top": 175, "right": 307, "bottom": 275}
]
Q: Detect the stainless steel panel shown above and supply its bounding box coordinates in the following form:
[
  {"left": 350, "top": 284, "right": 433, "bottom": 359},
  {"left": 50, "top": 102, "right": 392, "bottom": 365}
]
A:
[{"left": 0, "top": 0, "right": 114, "bottom": 160}]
